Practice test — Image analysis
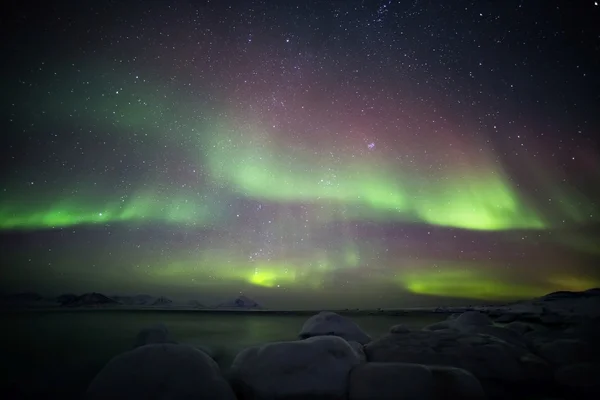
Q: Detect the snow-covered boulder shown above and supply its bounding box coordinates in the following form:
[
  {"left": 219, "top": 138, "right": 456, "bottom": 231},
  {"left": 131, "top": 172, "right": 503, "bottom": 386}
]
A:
[
  {"left": 229, "top": 335, "right": 363, "bottom": 400},
  {"left": 87, "top": 344, "right": 236, "bottom": 400},
  {"left": 463, "top": 325, "right": 530, "bottom": 348},
  {"left": 554, "top": 362, "right": 600, "bottom": 396},
  {"left": 494, "top": 313, "right": 517, "bottom": 323},
  {"left": 428, "top": 365, "right": 487, "bottom": 400},
  {"left": 453, "top": 311, "right": 493, "bottom": 328},
  {"left": 537, "top": 339, "right": 590, "bottom": 366},
  {"left": 423, "top": 321, "right": 451, "bottom": 331},
  {"left": 364, "top": 329, "right": 552, "bottom": 399},
  {"left": 423, "top": 311, "right": 529, "bottom": 348},
  {"left": 348, "top": 340, "right": 367, "bottom": 362},
  {"left": 390, "top": 324, "right": 410, "bottom": 334},
  {"left": 133, "top": 323, "right": 175, "bottom": 348},
  {"left": 349, "top": 362, "right": 434, "bottom": 400},
  {"left": 348, "top": 362, "right": 486, "bottom": 400},
  {"left": 299, "top": 311, "right": 372, "bottom": 344},
  {"left": 504, "top": 321, "right": 533, "bottom": 336}
]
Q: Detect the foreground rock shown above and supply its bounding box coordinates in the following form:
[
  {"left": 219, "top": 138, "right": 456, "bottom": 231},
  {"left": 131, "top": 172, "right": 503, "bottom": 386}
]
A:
[
  {"left": 365, "top": 328, "right": 552, "bottom": 399},
  {"left": 299, "top": 311, "right": 372, "bottom": 344},
  {"left": 229, "top": 335, "right": 363, "bottom": 400},
  {"left": 87, "top": 344, "right": 236, "bottom": 400},
  {"left": 554, "top": 362, "right": 600, "bottom": 398},
  {"left": 348, "top": 362, "right": 486, "bottom": 400}
]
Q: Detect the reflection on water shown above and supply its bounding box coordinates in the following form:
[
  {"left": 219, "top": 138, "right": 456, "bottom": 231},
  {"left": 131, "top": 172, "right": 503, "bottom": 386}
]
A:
[{"left": 1, "top": 311, "right": 446, "bottom": 398}]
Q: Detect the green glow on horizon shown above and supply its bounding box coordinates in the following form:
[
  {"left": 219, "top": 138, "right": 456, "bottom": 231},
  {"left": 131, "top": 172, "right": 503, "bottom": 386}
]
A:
[
  {"left": 0, "top": 186, "right": 220, "bottom": 230},
  {"left": 398, "top": 268, "right": 553, "bottom": 300}
]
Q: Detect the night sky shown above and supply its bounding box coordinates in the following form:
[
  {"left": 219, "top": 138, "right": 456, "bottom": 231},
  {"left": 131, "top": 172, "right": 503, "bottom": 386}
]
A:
[{"left": 1, "top": 0, "right": 599, "bottom": 309}]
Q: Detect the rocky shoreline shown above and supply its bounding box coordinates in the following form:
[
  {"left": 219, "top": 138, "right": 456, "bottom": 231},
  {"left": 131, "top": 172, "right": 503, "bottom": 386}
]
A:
[{"left": 86, "top": 289, "right": 600, "bottom": 400}]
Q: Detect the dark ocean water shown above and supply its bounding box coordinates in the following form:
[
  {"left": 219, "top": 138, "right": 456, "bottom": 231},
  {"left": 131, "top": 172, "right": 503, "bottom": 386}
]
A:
[{"left": 0, "top": 310, "right": 446, "bottom": 399}]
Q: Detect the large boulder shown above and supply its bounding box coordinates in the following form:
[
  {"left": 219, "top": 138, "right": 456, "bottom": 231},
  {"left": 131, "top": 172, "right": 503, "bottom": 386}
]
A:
[
  {"left": 348, "top": 341, "right": 367, "bottom": 362},
  {"left": 299, "top": 311, "right": 372, "bottom": 344},
  {"left": 348, "top": 362, "right": 485, "bottom": 400},
  {"left": 453, "top": 311, "right": 494, "bottom": 328},
  {"left": 424, "top": 312, "right": 530, "bottom": 349},
  {"left": 229, "top": 335, "right": 363, "bottom": 400},
  {"left": 554, "top": 362, "right": 600, "bottom": 397},
  {"left": 87, "top": 344, "right": 236, "bottom": 400},
  {"left": 423, "top": 311, "right": 492, "bottom": 332},
  {"left": 463, "top": 325, "right": 530, "bottom": 349},
  {"left": 133, "top": 323, "right": 175, "bottom": 348},
  {"left": 364, "top": 329, "right": 552, "bottom": 399},
  {"left": 390, "top": 324, "right": 410, "bottom": 334},
  {"left": 536, "top": 339, "right": 591, "bottom": 366},
  {"left": 504, "top": 321, "right": 533, "bottom": 336}
]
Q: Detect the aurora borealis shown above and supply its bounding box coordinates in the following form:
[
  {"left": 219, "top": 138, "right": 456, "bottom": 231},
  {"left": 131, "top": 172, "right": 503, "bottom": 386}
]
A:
[{"left": 1, "top": 0, "right": 599, "bottom": 309}]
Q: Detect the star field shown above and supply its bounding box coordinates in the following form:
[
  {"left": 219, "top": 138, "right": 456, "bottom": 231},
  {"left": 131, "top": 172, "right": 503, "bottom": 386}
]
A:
[{"left": 1, "top": 0, "right": 599, "bottom": 308}]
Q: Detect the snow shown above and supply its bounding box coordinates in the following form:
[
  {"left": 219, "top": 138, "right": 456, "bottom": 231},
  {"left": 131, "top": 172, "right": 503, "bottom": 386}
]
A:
[
  {"left": 349, "top": 362, "right": 486, "bottom": 400},
  {"left": 229, "top": 335, "right": 363, "bottom": 399},
  {"left": 86, "top": 344, "right": 236, "bottom": 400},
  {"left": 299, "top": 311, "right": 372, "bottom": 344}
]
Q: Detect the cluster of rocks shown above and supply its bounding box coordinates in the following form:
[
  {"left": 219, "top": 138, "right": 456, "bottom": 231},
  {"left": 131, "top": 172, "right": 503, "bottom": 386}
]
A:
[{"left": 86, "top": 310, "right": 600, "bottom": 400}]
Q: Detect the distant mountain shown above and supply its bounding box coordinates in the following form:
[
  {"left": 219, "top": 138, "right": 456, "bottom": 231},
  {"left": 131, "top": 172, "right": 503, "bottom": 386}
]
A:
[
  {"left": 57, "top": 293, "right": 78, "bottom": 304},
  {"left": 217, "top": 295, "right": 262, "bottom": 309},
  {"left": 60, "top": 292, "right": 120, "bottom": 307},
  {"left": 111, "top": 294, "right": 155, "bottom": 306},
  {"left": 541, "top": 288, "right": 600, "bottom": 301},
  {"left": 151, "top": 296, "right": 173, "bottom": 306},
  {"left": 187, "top": 300, "right": 204, "bottom": 308}
]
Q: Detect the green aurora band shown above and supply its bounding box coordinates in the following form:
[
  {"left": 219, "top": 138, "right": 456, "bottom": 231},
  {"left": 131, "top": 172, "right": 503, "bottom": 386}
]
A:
[
  {"left": 2, "top": 63, "right": 598, "bottom": 302},
  {"left": 4, "top": 63, "right": 591, "bottom": 231}
]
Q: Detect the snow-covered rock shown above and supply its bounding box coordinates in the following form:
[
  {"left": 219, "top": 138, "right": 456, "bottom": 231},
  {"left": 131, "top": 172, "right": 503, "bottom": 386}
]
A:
[
  {"left": 473, "top": 288, "right": 600, "bottom": 326},
  {"left": 423, "top": 311, "right": 530, "bottom": 348},
  {"left": 217, "top": 295, "right": 261, "bottom": 309},
  {"left": 504, "top": 321, "right": 533, "bottom": 336},
  {"left": 133, "top": 323, "right": 175, "bottom": 348},
  {"left": 348, "top": 340, "right": 367, "bottom": 362},
  {"left": 349, "top": 362, "right": 434, "bottom": 400},
  {"left": 298, "top": 311, "right": 372, "bottom": 344},
  {"left": 390, "top": 324, "right": 410, "bottom": 334},
  {"left": 348, "top": 362, "right": 486, "bottom": 400},
  {"left": 364, "top": 328, "right": 552, "bottom": 399},
  {"left": 428, "top": 365, "right": 487, "bottom": 400},
  {"left": 229, "top": 335, "right": 363, "bottom": 400},
  {"left": 537, "top": 339, "right": 590, "bottom": 366},
  {"left": 423, "top": 321, "right": 450, "bottom": 331},
  {"left": 454, "top": 311, "right": 494, "bottom": 327},
  {"left": 424, "top": 311, "right": 492, "bottom": 332},
  {"left": 87, "top": 344, "right": 235, "bottom": 400},
  {"left": 554, "top": 362, "right": 600, "bottom": 395}
]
